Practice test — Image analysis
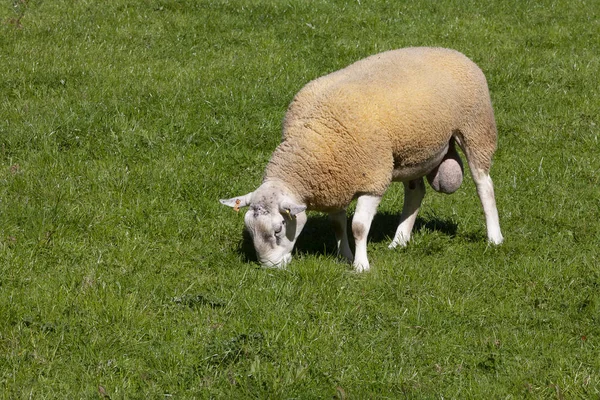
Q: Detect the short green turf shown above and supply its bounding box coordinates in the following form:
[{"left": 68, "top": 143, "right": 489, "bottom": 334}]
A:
[{"left": 1, "top": 0, "right": 599, "bottom": 398}]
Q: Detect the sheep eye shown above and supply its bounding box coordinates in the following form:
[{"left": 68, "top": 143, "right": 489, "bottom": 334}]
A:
[{"left": 274, "top": 225, "right": 283, "bottom": 236}]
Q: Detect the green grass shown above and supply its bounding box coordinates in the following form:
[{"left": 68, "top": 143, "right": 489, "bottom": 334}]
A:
[{"left": 1, "top": 0, "right": 599, "bottom": 398}]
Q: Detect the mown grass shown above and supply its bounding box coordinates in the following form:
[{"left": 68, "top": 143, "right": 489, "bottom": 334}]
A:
[{"left": 1, "top": 0, "right": 599, "bottom": 398}]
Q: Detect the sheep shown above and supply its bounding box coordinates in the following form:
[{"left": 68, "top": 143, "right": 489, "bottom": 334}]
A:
[{"left": 220, "top": 47, "right": 503, "bottom": 272}]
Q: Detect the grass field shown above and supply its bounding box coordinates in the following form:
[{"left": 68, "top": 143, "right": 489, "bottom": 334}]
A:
[{"left": 1, "top": 0, "right": 599, "bottom": 398}]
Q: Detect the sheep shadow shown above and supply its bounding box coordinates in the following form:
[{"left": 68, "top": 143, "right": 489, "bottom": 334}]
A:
[{"left": 237, "top": 211, "right": 459, "bottom": 262}]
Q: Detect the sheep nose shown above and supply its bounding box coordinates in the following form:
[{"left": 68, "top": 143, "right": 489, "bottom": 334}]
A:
[{"left": 260, "top": 254, "right": 292, "bottom": 268}]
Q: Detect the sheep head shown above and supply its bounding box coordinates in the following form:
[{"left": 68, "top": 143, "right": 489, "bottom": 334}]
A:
[{"left": 220, "top": 182, "right": 307, "bottom": 268}]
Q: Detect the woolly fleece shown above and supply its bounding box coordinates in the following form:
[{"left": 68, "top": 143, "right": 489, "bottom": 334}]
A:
[{"left": 264, "top": 47, "right": 497, "bottom": 212}]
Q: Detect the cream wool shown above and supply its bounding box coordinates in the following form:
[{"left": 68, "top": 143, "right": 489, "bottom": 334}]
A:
[{"left": 221, "top": 47, "right": 503, "bottom": 271}]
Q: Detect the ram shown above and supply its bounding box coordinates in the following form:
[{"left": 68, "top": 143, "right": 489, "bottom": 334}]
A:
[{"left": 221, "top": 47, "right": 503, "bottom": 271}]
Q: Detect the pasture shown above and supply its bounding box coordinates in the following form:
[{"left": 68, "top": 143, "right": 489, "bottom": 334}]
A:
[{"left": 1, "top": 0, "right": 599, "bottom": 397}]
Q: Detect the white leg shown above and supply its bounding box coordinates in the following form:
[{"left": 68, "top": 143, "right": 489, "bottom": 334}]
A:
[
  {"left": 329, "top": 210, "right": 353, "bottom": 263},
  {"left": 472, "top": 168, "right": 503, "bottom": 244},
  {"left": 389, "top": 179, "right": 426, "bottom": 249},
  {"left": 352, "top": 194, "right": 382, "bottom": 272}
]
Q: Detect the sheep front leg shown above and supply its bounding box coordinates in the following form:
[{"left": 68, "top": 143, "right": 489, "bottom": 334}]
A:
[
  {"left": 389, "top": 178, "right": 426, "bottom": 248},
  {"left": 329, "top": 210, "right": 354, "bottom": 263},
  {"left": 352, "top": 194, "right": 382, "bottom": 272}
]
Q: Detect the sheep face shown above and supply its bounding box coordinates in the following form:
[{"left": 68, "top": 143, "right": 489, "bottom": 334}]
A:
[
  {"left": 220, "top": 182, "right": 307, "bottom": 268},
  {"left": 244, "top": 203, "right": 307, "bottom": 267}
]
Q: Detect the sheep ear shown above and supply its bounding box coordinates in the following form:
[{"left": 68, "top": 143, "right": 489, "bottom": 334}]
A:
[
  {"left": 280, "top": 202, "right": 307, "bottom": 217},
  {"left": 220, "top": 192, "right": 253, "bottom": 210}
]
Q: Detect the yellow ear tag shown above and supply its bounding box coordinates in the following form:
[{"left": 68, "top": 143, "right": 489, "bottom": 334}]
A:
[
  {"left": 285, "top": 209, "right": 293, "bottom": 219},
  {"left": 234, "top": 199, "right": 241, "bottom": 212}
]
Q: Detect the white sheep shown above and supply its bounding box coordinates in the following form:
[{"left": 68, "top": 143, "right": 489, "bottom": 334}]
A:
[{"left": 221, "top": 47, "right": 503, "bottom": 272}]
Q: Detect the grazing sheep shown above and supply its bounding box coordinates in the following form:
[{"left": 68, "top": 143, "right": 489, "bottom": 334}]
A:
[{"left": 221, "top": 47, "right": 503, "bottom": 271}]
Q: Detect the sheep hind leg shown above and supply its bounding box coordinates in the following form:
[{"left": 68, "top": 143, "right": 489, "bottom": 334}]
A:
[
  {"left": 471, "top": 167, "right": 504, "bottom": 244},
  {"left": 329, "top": 210, "right": 353, "bottom": 263},
  {"left": 389, "top": 178, "right": 425, "bottom": 249},
  {"left": 352, "top": 194, "right": 382, "bottom": 272}
]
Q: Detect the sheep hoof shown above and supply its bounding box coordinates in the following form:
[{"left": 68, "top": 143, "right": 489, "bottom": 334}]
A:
[
  {"left": 388, "top": 238, "right": 409, "bottom": 249},
  {"left": 353, "top": 261, "right": 370, "bottom": 273},
  {"left": 488, "top": 234, "right": 504, "bottom": 245}
]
